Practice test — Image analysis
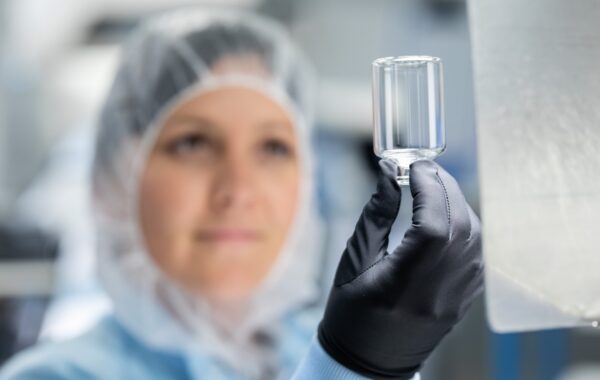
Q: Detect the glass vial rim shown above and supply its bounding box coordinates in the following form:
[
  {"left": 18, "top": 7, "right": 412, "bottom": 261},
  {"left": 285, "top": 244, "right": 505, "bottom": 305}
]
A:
[{"left": 372, "top": 55, "right": 441, "bottom": 68}]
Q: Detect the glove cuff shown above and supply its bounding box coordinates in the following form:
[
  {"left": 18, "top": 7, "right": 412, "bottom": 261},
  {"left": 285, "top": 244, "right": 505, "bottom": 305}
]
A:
[{"left": 317, "top": 322, "right": 421, "bottom": 380}]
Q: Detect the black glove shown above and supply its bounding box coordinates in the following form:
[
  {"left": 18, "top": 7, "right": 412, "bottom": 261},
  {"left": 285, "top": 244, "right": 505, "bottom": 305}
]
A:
[{"left": 318, "top": 159, "right": 484, "bottom": 379}]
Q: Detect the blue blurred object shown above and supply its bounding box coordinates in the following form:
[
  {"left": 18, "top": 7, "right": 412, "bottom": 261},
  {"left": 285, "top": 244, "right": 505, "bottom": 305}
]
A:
[
  {"left": 491, "top": 329, "right": 569, "bottom": 380},
  {"left": 538, "top": 330, "right": 569, "bottom": 380},
  {"left": 492, "top": 332, "right": 522, "bottom": 380}
]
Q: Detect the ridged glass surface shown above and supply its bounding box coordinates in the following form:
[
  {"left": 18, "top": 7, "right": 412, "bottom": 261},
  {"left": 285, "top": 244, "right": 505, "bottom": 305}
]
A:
[{"left": 470, "top": 0, "right": 600, "bottom": 332}]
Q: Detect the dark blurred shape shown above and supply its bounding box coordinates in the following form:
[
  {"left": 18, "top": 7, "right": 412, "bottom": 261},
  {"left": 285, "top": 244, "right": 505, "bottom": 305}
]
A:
[
  {"left": 0, "top": 224, "right": 58, "bottom": 261},
  {"left": 0, "top": 224, "right": 58, "bottom": 365},
  {"left": 0, "top": 297, "right": 48, "bottom": 365},
  {"left": 85, "top": 17, "right": 138, "bottom": 45},
  {"left": 424, "top": 0, "right": 465, "bottom": 21}
]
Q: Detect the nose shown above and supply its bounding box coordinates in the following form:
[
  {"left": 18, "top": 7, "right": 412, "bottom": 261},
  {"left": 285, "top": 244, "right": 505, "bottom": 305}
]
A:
[{"left": 210, "top": 154, "right": 257, "bottom": 212}]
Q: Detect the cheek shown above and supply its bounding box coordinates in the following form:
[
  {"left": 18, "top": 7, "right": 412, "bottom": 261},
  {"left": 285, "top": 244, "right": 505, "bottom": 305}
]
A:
[
  {"left": 139, "top": 159, "right": 209, "bottom": 260},
  {"left": 259, "top": 165, "right": 301, "bottom": 233}
]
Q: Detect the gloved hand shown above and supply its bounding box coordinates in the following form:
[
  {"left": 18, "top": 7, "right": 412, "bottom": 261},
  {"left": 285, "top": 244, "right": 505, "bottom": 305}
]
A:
[{"left": 318, "top": 159, "right": 484, "bottom": 379}]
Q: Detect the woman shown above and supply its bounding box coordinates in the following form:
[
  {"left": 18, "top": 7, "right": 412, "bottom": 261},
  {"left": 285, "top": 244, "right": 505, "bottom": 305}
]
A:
[{"left": 1, "top": 9, "right": 482, "bottom": 380}]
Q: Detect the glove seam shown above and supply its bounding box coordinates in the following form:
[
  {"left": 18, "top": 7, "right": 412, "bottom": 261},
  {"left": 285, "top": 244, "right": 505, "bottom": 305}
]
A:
[
  {"left": 434, "top": 170, "right": 452, "bottom": 240},
  {"left": 334, "top": 254, "right": 388, "bottom": 287}
]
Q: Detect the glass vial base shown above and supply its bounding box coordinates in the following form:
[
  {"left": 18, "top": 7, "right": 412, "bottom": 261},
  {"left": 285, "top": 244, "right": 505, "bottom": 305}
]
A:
[{"left": 396, "top": 166, "right": 410, "bottom": 186}]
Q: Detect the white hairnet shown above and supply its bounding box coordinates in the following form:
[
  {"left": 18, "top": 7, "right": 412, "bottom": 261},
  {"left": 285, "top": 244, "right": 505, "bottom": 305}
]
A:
[{"left": 91, "top": 8, "right": 322, "bottom": 379}]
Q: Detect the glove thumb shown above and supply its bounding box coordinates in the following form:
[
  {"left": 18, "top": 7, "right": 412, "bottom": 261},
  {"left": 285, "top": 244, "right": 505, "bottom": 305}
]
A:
[{"left": 333, "top": 159, "right": 401, "bottom": 286}]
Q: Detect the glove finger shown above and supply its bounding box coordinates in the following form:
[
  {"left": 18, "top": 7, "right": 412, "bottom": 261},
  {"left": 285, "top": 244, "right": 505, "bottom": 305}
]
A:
[
  {"left": 428, "top": 162, "right": 472, "bottom": 241},
  {"left": 333, "top": 159, "right": 401, "bottom": 286},
  {"left": 385, "top": 160, "right": 474, "bottom": 280},
  {"left": 408, "top": 160, "right": 471, "bottom": 242}
]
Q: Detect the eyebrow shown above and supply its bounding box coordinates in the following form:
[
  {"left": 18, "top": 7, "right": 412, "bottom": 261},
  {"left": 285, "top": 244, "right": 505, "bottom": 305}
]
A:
[
  {"left": 167, "top": 115, "right": 217, "bottom": 131},
  {"left": 257, "top": 121, "right": 295, "bottom": 135},
  {"left": 167, "top": 115, "right": 295, "bottom": 135}
]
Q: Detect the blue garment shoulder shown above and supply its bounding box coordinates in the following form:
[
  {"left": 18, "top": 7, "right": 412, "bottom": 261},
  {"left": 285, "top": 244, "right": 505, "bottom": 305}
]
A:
[
  {"left": 1, "top": 307, "right": 391, "bottom": 380},
  {"left": 0, "top": 315, "right": 186, "bottom": 380}
]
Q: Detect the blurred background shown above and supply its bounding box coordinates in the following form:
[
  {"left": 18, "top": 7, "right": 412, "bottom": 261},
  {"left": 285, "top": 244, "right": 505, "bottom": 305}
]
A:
[{"left": 0, "top": 0, "right": 599, "bottom": 379}]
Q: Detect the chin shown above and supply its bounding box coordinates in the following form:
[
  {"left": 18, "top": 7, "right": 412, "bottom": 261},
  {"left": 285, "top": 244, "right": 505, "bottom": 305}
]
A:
[{"left": 191, "top": 271, "right": 265, "bottom": 302}]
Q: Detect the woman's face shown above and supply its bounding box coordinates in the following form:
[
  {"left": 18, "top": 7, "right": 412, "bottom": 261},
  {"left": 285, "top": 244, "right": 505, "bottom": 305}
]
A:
[{"left": 139, "top": 86, "right": 300, "bottom": 301}]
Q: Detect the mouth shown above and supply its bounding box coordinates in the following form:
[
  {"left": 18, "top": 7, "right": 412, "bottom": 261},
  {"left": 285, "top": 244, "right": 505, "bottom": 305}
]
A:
[{"left": 195, "top": 228, "right": 262, "bottom": 243}]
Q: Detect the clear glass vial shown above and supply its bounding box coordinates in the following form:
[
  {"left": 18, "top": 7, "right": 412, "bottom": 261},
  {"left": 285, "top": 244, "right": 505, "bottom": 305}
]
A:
[{"left": 372, "top": 56, "right": 446, "bottom": 186}]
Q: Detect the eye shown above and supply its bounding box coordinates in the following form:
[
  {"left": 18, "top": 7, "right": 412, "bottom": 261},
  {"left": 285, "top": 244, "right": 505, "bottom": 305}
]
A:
[
  {"left": 262, "top": 138, "right": 293, "bottom": 158},
  {"left": 166, "top": 133, "right": 211, "bottom": 155}
]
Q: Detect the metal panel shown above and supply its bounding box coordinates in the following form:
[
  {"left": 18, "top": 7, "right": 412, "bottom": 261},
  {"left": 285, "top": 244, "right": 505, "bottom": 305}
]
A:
[{"left": 469, "top": 0, "right": 600, "bottom": 331}]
